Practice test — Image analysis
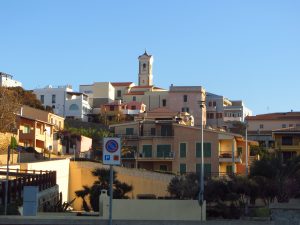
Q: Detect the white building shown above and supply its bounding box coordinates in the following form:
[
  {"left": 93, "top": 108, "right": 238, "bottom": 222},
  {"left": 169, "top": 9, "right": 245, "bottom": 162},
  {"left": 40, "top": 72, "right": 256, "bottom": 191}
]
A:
[
  {"left": 34, "top": 85, "right": 91, "bottom": 121},
  {"left": 206, "top": 92, "right": 252, "bottom": 129},
  {"left": 0, "top": 72, "right": 22, "bottom": 87}
]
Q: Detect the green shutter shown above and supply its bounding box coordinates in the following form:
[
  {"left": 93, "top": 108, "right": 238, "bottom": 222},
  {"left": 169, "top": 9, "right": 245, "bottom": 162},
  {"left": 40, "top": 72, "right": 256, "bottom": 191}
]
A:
[
  {"left": 180, "top": 163, "right": 186, "bottom": 174},
  {"left": 204, "top": 143, "right": 211, "bottom": 157},
  {"left": 126, "top": 128, "right": 134, "bottom": 135},
  {"left": 157, "top": 145, "right": 171, "bottom": 158},
  {"left": 180, "top": 143, "right": 186, "bottom": 158},
  {"left": 196, "top": 143, "right": 211, "bottom": 158},
  {"left": 142, "top": 145, "right": 152, "bottom": 158}
]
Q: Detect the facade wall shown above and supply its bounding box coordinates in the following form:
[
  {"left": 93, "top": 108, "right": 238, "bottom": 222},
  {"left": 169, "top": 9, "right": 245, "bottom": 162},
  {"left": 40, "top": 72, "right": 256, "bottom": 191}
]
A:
[
  {"left": 168, "top": 86, "right": 206, "bottom": 127},
  {"left": 0, "top": 73, "right": 22, "bottom": 87},
  {"left": 248, "top": 119, "right": 300, "bottom": 132},
  {"left": 69, "top": 161, "right": 173, "bottom": 211}
]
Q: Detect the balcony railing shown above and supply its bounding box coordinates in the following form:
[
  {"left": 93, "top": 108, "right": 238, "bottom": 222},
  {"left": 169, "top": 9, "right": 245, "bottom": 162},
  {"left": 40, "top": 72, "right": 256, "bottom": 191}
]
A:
[{"left": 219, "top": 151, "right": 242, "bottom": 163}]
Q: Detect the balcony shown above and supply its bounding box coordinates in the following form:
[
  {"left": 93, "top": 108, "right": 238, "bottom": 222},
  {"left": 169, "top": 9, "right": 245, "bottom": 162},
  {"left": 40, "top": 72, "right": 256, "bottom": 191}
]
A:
[
  {"left": 219, "top": 151, "right": 242, "bottom": 163},
  {"left": 116, "top": 133, "right": 139, "bottom": 140},
  {"left": 19, "top": 131, "right": 34, "bottom": 140},
  {"left": 137, "top": 152, "right": 175, "bottom": 162},
  {"left": 275, "top": 142, "right": 300, "bottom": 151}
]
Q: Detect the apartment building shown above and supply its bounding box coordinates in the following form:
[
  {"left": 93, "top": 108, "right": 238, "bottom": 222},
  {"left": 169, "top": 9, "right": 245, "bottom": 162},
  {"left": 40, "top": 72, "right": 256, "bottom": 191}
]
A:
[
  {"left": 168, "top": 85, "right": 206, "bottom": 127},
  {"left": 110, "top": 116, "right": 256, "bottom": 176},
  {"left": 18, "top": 106, "right": 65, "bottom": 154},
  {"left": 34, "top": 85, "right": 91, "bottom": 121},
  {"left": 206, "top": 92, "right": 252, "bottom": 130},
  {"left": 272, "top": 128, "right": 300, "bottom": 162},
  {"left": 246, "top": 112, "right": 300, "bottom": 150},
  {"left": 0, "top": 72, "right": 22, "bottom": 87}
]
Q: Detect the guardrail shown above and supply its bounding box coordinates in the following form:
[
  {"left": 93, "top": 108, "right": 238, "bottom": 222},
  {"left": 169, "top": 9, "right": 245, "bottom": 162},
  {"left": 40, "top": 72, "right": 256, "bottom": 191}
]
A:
[{"left": 0, "top": 169, "right": 56, "bottom": 204}]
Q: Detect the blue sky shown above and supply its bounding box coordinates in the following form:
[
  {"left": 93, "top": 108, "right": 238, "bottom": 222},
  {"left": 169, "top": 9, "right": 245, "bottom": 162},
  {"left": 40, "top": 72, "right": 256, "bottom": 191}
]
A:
[{"left": 0, "top": 0, "right": 299, "bottom": 115}]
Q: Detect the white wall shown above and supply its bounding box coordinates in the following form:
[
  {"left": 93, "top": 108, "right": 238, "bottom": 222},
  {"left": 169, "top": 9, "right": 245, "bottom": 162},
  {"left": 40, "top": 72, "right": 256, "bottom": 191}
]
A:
[
  {"left": 23, "top": 159, "right": 70, "bottom": 203},
  {"left": 0, "top": 75, "right": 22, "bottom": 87}
]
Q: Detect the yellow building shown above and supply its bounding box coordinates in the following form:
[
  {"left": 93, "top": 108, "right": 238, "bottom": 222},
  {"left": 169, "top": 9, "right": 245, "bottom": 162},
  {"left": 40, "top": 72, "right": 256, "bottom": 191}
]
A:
[{"left": 272, "top": 128, "right": 300, "bottom": 161}]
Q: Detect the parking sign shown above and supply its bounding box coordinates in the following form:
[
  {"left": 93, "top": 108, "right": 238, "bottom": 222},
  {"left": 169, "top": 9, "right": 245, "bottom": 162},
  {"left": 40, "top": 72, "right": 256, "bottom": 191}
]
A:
[{"left": 103, "top": 137, "right": 121, "bottom": 165}]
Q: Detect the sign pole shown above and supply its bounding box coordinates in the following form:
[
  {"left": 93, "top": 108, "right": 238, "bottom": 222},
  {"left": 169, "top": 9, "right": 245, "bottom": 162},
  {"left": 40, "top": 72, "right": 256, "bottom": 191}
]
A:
[{"left": 109, "top": 165, "right": 113, "bottom": 225}]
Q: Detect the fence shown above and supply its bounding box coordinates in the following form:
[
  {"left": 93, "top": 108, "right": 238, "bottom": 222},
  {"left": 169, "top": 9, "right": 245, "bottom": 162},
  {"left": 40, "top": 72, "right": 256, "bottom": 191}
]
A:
[{"left": 0, "top": 168, "right": 56, "bottom": 204}]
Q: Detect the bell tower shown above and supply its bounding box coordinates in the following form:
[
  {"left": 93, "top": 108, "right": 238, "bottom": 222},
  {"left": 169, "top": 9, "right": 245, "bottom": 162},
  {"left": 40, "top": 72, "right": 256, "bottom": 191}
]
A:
[{"left": 138, "top": 50, "right": 153, "bottom": 86}]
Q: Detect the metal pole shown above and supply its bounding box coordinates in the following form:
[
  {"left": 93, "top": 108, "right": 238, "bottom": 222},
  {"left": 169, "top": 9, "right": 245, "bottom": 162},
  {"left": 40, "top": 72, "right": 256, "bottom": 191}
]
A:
[
  {"left": 4, "top": 145, "right": 10, "bottom": 215},
  {"left": 198, "top": 100, "right": 205, "bottom": 221},
  {"left": 109, "top": 165, "right": 113, "bottom": 225},
  {"left": 200, "top": 104, "right": 204, "bottom": 221},
  {"left": 245, "top": 123, "right": 248, "bottom": 176}
]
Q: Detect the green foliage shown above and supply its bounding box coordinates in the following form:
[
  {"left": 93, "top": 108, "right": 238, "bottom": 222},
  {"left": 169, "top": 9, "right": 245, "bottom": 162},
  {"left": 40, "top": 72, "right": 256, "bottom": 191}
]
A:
[
  {"left": 167, "top": 173, "right": 199, "bottom": 200},
  {"left": 8, "top": 87, "right": 46, "bottom": 111},
  {"left": 75, "top": 168, "right": 133, "bottom": 212},
  {"left": 10, "top": 136, "right": 18, "bottom": 149},
  {"left": 250, "top": 154, "right": 300, "bottom": 204}
]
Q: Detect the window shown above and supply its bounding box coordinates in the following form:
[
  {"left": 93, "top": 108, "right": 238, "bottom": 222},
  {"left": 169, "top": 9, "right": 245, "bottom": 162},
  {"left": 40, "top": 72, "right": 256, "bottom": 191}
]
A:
[
  {"left": 117, "top": 90, "right": 121, "bottom": 98},
  {"left": 133, "top": 96, "right": 136, "bottom": 101},
  {"left": 151, "top": 128, "right": 156, "bottom": 136},
  {"left": 142, "top": 145, "right": 152, "bottom": 158},
  {"left": 40, "top": 95, "right": 44, "bottom": 104},
  {"left": 183, "top": 95, "right": 188, "bottom": 102},
  {"left": 216, "top": 113, "right": 223, "bottom": 119},
  {"left": 162, "top": 99, "right": 167, "bottom": 107},
  {"left": 160, "top": 165, "right": 168, "bottom": 171},
  {"left": 161, "top": 125, "right": 172, "bottom": 136},
  {"left": 131, "top": 106, "right": 136, "bottom": 110},
  {"left": 207, "top": 113, "right": 214, "bottom": 119},
  {"left": 296, "top": 124, "right": 300, "bottom": 128},
  {"left": 23, "top": 125, "right": 30, "bottom": 134},
  {"left": 196, "top": 143, "right": 212, "bottom": 157},
  {"left": 181, "top": 107, "right": 189, "bottom": 113},
  {"left": 196, "top": 163, "right": 212, "bottom": 176},
  {"left": 157, "top": 145, "right": 171, "bottom": 158},
  {"left": 237, "top": 147, "right": 243, "bottom": 156},
  {"left": 52, "top": 105, "right": 55, "bottom": 109},
  {"left": 52, "top": 94, "right": 56, "bottom": 103},
  {"left": 289, "top": 124, "right": 293, "bottom": 128},
  {"left": 109, "top": 106, "right": 114, "bottom": 111},
  {"left": 126, "top": 128, "right": 134, "bottom": 135},
  {"left": 282, "top": 136, "right": 293, "bottom": 145},
  {"left": 180, "top": 163, "right": 186, "bottom": 174},
  {"left": 282, "top": 124, "right": 286, "bottom": 128},
  {"left": 208, "top": 101, "right": 212, "bottom": 107},
  {"left": 180, "top": 143, "right": 186, "bottom": 158},
  {"left": 143, "top": 63, "right": 146, "bottom": 70},
  {"left": 213, "top": 101, "right": 216, "bottom": 107},
  {"left": 69, "top": 104, "right": 79, "bottom": 111},
  {"left": 259, "top": 124, "right": 264, "bottom": 129},
  {"left": 226, "top": 165, "right": 233, "bottom": 174}
]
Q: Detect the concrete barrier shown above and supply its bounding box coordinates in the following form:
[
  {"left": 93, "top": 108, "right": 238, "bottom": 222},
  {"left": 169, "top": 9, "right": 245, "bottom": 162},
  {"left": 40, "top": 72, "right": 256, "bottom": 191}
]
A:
[{"left": 99, "top": 190, "right": 206, "bottom": 221}]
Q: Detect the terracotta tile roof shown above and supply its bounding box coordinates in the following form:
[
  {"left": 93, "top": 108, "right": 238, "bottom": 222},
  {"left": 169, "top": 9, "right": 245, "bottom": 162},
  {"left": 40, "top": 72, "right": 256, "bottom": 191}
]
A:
[
  {"left": 246, "top": 112, "right": 300, "bottom": 121},
  {"left": 124, "top": 91, "right": 145, "bottom": 96},
  {"left": 111, "top": 82, "right": 134, "bottom": 87}
]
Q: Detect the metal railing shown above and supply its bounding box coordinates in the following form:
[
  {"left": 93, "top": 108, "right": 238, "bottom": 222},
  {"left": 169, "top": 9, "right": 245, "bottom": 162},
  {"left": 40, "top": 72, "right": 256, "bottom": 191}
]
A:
[{"left": 0, "top": 169, "right": 56, "bottom": 204}]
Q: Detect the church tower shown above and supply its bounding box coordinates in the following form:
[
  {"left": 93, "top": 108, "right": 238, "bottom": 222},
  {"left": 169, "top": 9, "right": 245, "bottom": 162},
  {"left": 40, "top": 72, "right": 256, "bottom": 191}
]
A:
[{"left": 138, "top": 51, "right": 153, "bottom": 86}]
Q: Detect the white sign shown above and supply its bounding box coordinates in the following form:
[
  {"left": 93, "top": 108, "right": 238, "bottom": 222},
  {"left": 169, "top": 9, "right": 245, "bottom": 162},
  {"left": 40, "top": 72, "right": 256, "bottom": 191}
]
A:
[{"left": 103, "top": 137, "right": 121, "bottom": 165}]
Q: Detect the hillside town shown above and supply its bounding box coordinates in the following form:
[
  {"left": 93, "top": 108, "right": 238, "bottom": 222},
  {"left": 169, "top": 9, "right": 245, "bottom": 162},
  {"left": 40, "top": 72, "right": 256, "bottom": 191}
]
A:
[{"left": 0, "top": 51, "right": 300, "bottom": 223}]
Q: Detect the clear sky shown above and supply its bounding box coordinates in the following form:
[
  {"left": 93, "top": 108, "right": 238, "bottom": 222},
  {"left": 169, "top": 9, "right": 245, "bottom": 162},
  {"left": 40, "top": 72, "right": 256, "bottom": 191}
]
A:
[{"left": 1, "top": 0, "right": 299, "bottom": 115}]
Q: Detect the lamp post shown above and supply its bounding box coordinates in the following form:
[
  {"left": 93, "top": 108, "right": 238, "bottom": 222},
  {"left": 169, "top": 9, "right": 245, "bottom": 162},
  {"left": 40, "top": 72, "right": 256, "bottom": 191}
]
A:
[
  {"left": 198, "top": 100, "right": 205, "bottom": 221},
  {"left": 245, "top": 121, "right": 248, "bottom": 176}
]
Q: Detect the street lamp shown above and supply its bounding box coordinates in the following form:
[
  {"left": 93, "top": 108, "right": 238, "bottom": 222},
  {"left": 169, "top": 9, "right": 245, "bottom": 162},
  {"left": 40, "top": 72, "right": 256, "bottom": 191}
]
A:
[
  {"left": 198, "top": 100, "right": 205, "bottom": 221},
  {"left": 245, "top": 121, "right": 248, "bottom": 176}
]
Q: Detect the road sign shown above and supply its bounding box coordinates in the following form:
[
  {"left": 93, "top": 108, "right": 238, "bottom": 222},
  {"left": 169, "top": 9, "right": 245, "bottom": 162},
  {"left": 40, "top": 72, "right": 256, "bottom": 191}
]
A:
[{"left": 103, "top": 137, "right": 121, "bottom": 165}]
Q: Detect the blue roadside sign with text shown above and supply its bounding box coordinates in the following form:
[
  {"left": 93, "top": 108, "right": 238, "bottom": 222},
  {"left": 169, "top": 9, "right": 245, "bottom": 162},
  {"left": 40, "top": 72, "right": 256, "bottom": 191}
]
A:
[{"left": 103, "top": 137, "right": 121, "bottom": 165}]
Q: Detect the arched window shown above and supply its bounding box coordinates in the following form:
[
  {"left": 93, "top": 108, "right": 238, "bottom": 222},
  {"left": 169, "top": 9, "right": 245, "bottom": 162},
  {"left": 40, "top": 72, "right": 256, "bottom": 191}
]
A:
[{"left": 69, "top": 104, "right": 79, "bottom": 111}]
